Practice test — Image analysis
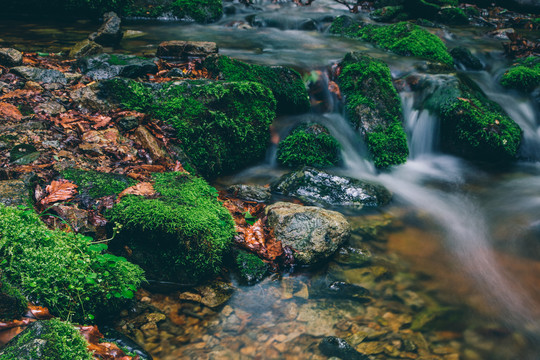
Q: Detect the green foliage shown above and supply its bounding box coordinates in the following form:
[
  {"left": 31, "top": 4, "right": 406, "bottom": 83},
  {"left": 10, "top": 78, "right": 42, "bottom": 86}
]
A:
[
  {"left": 235, "top": 250, "right": 267, "bottom": 284},
  {"left": 338, "top": 52, "right": 408, "bottom": 168},
  {"left": 202, "top": 55, "right": 310, "bottom": 115},
  {"left": 438, "top": 7, "right": 468, "bottom": 25},
  {"left": 370, "top": 6, "right": 407, "bottom": 22},
  {"left": 500, "top": 56, "right": 540, "bottom": 92},
  {"left": 0, "top": 205, "right": 144, "bottom": 323},
  {"left": 0, "top": 319, "right": 92, "bottom": 360},
  {"left": 277, "top": 124, "right": 341, "bottom": 168},
  {"left": 61, "top": 168, "right": 136, "bottom": 199},
  {"left": 331, "top": 20, "right": 453, "bottom": 66},
  {"left": 171, "top": 0, "right": 223, "bottom": 22},
  {"left": 105, "top": 78, "right": 276, "bottom": 179},
  {"left": 0, "top": 274, "right": 27, "bottom": 321},
  {"left": 107, "top": 172, "right": 235, "bottom": 283}
]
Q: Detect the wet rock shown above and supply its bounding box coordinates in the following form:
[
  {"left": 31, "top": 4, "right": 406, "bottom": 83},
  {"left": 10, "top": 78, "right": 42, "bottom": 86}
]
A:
[
  {"left": 156, "top": 40, "right": 218, "bottom": 59},
  {"left": 0, "top": 48, "right": 23, "bottom": 67},
  {"left": 227, "top": 184, "right": 271, "bottom": 202},
  {"left": 11, "top": 66, "right": 67, "bottom": 84},
  {"left": 134, "top": 125, "right": 168, "bottom": 162},
  {"left": 450, "top": 47, "right": 483, "bottom": 71},
  {"left": 101, "top": 327, "right": 153, "bottom": 360},
  {"left": 272, "top": 167, "right": 392, "bottom": 209},
  {"left": 34, "top": 100, "right": 66, "bottom": 116},
  {"left": 117, "top": 115, "right": 140, "bottom": 132},
  {"left": 179, "top": 280, "right": 234, "bottom": 308},
  {"left": 78, "top": 54, "right": 158, "bottom": 80},
  {"left": 487, "top": 28, "right": 515, "bottom": 40},
  {"left": 333, "top": 246, "right": 372, "bottom": 267},
  {"left": 69, "top": 39, "right": 104, "bottom": 59},
  {"left": 70, "top": 82, "right": 112, "bottom": 113},
  {"left": 89, "top": 11, "right": 123, "bottom": 46},
  {"left": 313, "top": 281, "right": 370, "bottom": 302},
  {"left": 266, "top": 202, "right": 350, "bottom": 265},
  {"left": 319, "top": 336, "right": 369, "bottom": 360},
  {"left": 234, "top": 249, "right": 268, "bottom": 284}
]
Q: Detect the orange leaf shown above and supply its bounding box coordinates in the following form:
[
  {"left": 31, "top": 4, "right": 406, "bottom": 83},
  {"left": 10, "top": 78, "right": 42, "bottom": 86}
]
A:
[
  {"left": 0, "top": 102, "right": 23, "bottom": 121},
  {"left": 39, "top": 180, "right": 78, "bottom": 205},
  {"left": 117, "top": 182, "right": 155, "bottom": 201}
]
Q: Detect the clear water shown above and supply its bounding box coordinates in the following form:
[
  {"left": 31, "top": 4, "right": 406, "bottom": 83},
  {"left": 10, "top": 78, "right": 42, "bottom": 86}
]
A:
[{"left": 2, "top": 1, "right": 540, "bottom": 359}]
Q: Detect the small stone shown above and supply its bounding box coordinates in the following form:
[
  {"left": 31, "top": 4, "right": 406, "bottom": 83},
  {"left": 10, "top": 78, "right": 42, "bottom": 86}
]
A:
[
  {"left": 146, "top": 312, "right": 166, "bottom": 323},
  {"left": 69, "top": 39, "right": 104, "bottom": 59},
  {"left": 24, "top": 81, "right": 42, "bottom": 91},
  {"left": 0, "top": 48, "right": 23, "bottom": 67},
  {"left": 141, "top": 296, "right": 151, "bottom": 303},
  {"left": 227, "top": 184, "right": 271, "bottom": 202},
  {"left": 35, "top": 101, "right": 66, "bottom": 116},
  {"left": 222, "top": 305, "right": 234, "bottom": 317},
  {"left": 319, "top": 336, "right": 369, "bottom": 360}
]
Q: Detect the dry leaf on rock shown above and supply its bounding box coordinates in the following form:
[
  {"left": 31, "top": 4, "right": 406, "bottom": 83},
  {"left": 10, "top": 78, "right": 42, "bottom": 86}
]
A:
[
  {"left": 39, "top": 179, "right": 78, "bottom": 205},
  {"left": 117, "top": 182, "right": 155, "bottom": 201}
]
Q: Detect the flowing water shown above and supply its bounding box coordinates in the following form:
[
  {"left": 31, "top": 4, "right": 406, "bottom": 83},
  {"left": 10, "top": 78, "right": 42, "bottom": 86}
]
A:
[{"left": 2, "top": 2, "right": 540, "bottom": 359}]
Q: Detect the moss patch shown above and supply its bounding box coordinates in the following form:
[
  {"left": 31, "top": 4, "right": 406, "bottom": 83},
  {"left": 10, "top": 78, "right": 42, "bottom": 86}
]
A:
[
  {"left": 0, "top": 205, "right": 144, "bottom": 323},
  {"left": 338, "top": 52, "right": 408, "bottom": 168},
  {"left": 107, "top": 172, "right": 235, "bottom": 283},
  {"left": 277, "top": 124, "right": 341, "bottom": 168},
  {"left": 501, "top": 56, "right": 540, "bottom": 92},
  {"left": 61, "top": 168, "right": 136, "bottom": 199},
  {"left": 235, "top": 250, "right": 268, "bottom": 284},
  {"left": 202, "top": 55, "right": 310, "bottom": 115},
  {"left": 105, "top": 78, "right": 276, "bottom": 179},
  {"left": 0, "top": 319, "right": 92, "bottom": 360},
  {"left": 330, "top": 19, "right": 453, "bottom": 66},
  {"left": 172, "top": 0, "right": 222, "bottom": 22},
  {"left": 370, "top": 6, "right": 407, "bottom": 22},
  {"left": 0, "top": 274, "right": 27, "bottom": 321}
]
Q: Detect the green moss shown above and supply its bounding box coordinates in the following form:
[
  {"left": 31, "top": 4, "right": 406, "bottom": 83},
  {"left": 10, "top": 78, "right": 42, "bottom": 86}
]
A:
[
  {"left": 338, "top": 52, "right": 408, "bottom": 168},
  {"left": 331, "top": 20, "right": 453, "bottom": 66},
  {"left": 107, "top": 172, "right": 235, "bottom": 283},
  {"left": 0, "top": 205, "right": 144, "bottom": 323},
  {"left": 202, "top": 55, "right": 310, "bottom": 115},
  {"left": 403, "top": 0, "right": 458, "bottom": 18},
  {"left": 172, "top": 0, "right": 222, "bottom": 23},
  {"left": 61, "top": 168, "right": 136, "bottom": 199},
  {"left": 501, "top": 56, "right": 540, "bottom": 92},
  {"left": 0, "top": 274, "right": 27, "bottom": 321},
  {"left": 0, "top": 319, "right": 92, "bottom": 360},
  {"left": 438, "top": 7, "right": 468, "bottom": 24},
  {"left": 450, "top": 46, "right": 483, "bottom": 70},
  {"left": 370, "top": 6, "right": 407, "bottom": 22},
  {"left": 105, "top": 79, "right": 276, "bottom": 179},
  {"left": 235, "top": 250, "right": 267, "bottom": 284},
  {"left": 277, "top": 124, "right": 341, "bottom": 168}
]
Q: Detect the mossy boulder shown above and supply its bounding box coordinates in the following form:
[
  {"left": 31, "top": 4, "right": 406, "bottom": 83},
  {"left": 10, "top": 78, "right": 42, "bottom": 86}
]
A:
[
  {"left": 330, "top": 18, "right": 453, "bottom": 66},
  {"left": 277, "top": 123, "right": 341, "bottom": 168},
  {"left": 0, "top": 274, "right": 27, "bottom": 321},
  {"left": 370, "top": 6, "right": 407, "bottom": 22},
  {"left": 104, "top": 78, "right": 276, "bottom": 179},
  {"left": 450, "top": 46, "right": 483, "bottom": 71},
  {"left": 403, "top": 0, "right": 457, "bottom": 19},
  {"left": 437, "top": 7, "right": 468, "bottom": 25},
  {"left": 126, "top": 0, "right": 223, "bottom": 23},
  {"left": 107, "top": 172, "right": 235, "bottom": 284},
  {"left": 500, "top": 56, "right": 540, "bottom": 93},
  {"left": 62, "top": 168, "right": 136, "bottom": 200},
  {"left": 78, "top": 54, "right": 158, "bottom": 80},
  {"left": 0, "top": 319, "right": 92, "bottom": 360},
  {"left": 420, "top": 73, "right": 522, "bottom": 161},
  {"left": 202, "top": 54, "right": 310, "bottom": 115},
  {"left": 235, "top": 250, "right": 268, "bottom": 284},
  {"left": 0, "top": 205, "right": 144, "bottom": 323},
  {"left": 338, "top": 52, "right": 408, "bottom": 168}
]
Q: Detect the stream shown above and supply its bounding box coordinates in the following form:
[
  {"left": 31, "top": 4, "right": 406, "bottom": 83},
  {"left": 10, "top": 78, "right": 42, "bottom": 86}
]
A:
[{"left": 2, "top": 1, "right": 540, "bottom": 359}]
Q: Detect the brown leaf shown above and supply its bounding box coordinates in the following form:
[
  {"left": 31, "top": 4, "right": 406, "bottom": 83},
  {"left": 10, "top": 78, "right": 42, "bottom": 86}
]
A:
[
  {"left": 117, "top": 182, "right": 155, "bottom": 201},
  {"left": 88, "top": 114, "right": 112, "bottom": 129},
  {"left": 0, "top": 102, "right": 23, "bottom": 121},
  {"left": 39, "top": 179, "right": 78, "bottom": 205},
  {"left": 0, "top": 89, "right": 37, "bottom": 100}
]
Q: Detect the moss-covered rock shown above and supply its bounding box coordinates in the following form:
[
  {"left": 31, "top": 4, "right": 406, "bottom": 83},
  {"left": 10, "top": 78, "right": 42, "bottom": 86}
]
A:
[
  {"left": 330, "top": 18, "right": 453, "bottom": 66},
  {"left": 0, "top": 319, "right": 92, "bottom": 360},
  {"left": 107, "top": 172, "right": 235, "bottom": 284},
  {"left": 0, "top": 205, "right": 144, "bottom": 323},
  {"left": 421, "top": 74, "right": 522, "bottom": 160},
  {"left": 235, "top": 250, "right": 268, "bottom": 284},
  {"left": 62, "top": 168, "right": 136, "bottom": 199},
  {"left": 370, "top": 6, "right": 408, "bottom": 22},
  {"left": 0, "top": 274, "right": 27, "bottom": 321},
  {"left": 437, "top": 7, "right": 468, "bottom": 25},
  {"left": 403, "top": 0, "right": 457, "bottom": 19},
  {"left": 450, "top": 46, "right": 483, "bottom": 70},
  {"left": 277, "top": 123, "right": 341, "bottom": 168},
  {"left": 126, "top": 0, "right": 223, "bottom": 22},
  {"left": 202, "top": 54, "right": 310, "bottom": 115},
  {"left": 500, "top": 56, "right": 540, "bottom": 92},
  {"left": 104, "top": 78, "right": 276, "bottom": 179},
  {"left": 338, "top": 52, "right": 408, "bottom": 168}
]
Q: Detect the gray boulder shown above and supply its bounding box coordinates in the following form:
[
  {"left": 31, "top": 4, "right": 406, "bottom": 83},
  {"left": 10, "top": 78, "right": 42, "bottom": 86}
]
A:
[
  {"left": 0, "top": 48, "right": 23, "bottom": 67},
  {"left": 272, "top": 167, "right": 391, "bottom": 209},
  {"left": 89, "top": 11, "right": 123, "bottom": 46},
  {"left": 11, "top": 66, "right": 67, "bottom": 84},
  {"left": 227, "top": 184, "right": 271, "bottom": 202},
  {"left": 78, "top": 54, "right": 158, "bottom": 80},
  {"left": 266, "top": 202, "right": 351, "bottom": 265},
  {"left": 156, "top": 40, "right": 218, "bottom": 59}
]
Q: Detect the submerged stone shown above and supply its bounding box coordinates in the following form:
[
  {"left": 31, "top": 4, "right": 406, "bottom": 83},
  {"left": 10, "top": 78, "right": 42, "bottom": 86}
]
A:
[
  {"left": 272, "top": 167, "right": 392, "bottom": 209},
  {"left": 265, "top": 201, "right": 351, "bottom": 265},
  {"left": 179, "top": 280, "right": 234, "bottom": 308}
]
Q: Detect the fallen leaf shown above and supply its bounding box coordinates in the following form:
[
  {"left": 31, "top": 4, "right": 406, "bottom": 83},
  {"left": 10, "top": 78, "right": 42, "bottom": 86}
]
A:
[
  {"left": 0, "top": 102, "right": 23, "bottom": 121},
  {"left": 117, "top": 182, "right": 155, "bottom": 201},
  {"left": 39, "top": 179, "right": 78, "bottom": 205}
]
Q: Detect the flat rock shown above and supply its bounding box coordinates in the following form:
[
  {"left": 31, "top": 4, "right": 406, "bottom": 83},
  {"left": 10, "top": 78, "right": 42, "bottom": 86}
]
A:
[
  {"left": 11, "top": 66, "right": 67, "bottom": 84},
  {"left": 156, "top": 41, "right": 218, "bottom": 59},
  {"left": 0, "top": 48, "right": 23, "bottom": 67},
  {"left": 69, "top": 39, "right": 103, "bottom": 59},
  {"left": 227, "top": 184, "right": 271, "bottom": 202},
  {"left": 78, "top": 54, "right": 158, "bottom": 80}
]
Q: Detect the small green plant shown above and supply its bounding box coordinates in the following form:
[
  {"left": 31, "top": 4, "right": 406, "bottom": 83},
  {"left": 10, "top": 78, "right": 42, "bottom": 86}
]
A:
[
  {"left": 500, "top": 56, "right": 540, "bottom": 92},
  {"left": 244, "top": 211, "right": 257, "bottom": 225}
]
